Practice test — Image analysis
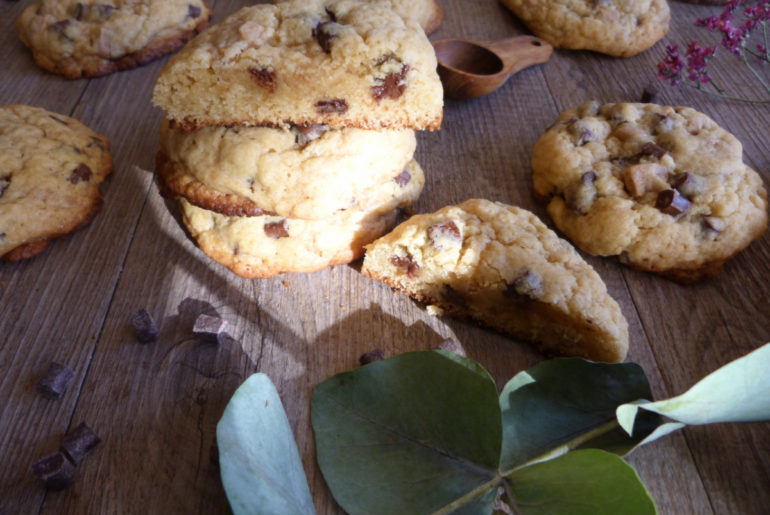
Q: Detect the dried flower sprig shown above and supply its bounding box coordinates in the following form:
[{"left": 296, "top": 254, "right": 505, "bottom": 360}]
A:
[{"left": 658, "top": 0, "right": 770, "bottom": 103}]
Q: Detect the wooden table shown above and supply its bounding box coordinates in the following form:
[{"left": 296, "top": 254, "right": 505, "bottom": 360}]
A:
[{"left": 1, "top": 1, "right": 768, "bottom": 513}]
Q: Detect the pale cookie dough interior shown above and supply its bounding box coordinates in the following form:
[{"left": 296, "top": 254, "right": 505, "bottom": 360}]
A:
[{"left": 362, "top": 198, "right": 629, "bottom": 362}]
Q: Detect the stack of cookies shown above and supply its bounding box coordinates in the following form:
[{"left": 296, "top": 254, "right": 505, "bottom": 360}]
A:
[{"left": 152, "top": 0, "right": 443, "bottom": 278}]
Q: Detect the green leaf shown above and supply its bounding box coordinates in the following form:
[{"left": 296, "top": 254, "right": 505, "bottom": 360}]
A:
[
  {"left": 618, "top": 342, "right": 770, "bottom": 444},
  {"left": 217, "top": 374, "right": 315, "bottom": 515},
  {"left": 507, "top": 449, "right": 657, "bottom": 515},
  {"left": 499, "top": 359, "right": 659, "bottom": 471},
  {"left": 311, "top": 350, "right": 502, "bottom": 515}
]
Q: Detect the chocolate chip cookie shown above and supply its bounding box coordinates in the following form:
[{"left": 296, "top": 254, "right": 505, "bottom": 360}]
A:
[
  {"left": 157, "top": 119, "right": 418, "bottom": 219},
  {"left": 0, "top": 105, "right": 112, "bottom": 261},
  {"left": 17, "top": 0, "right": 212, "bottom": 79},
  {"left": 500, "top": 0, "right": 670, "bottom": 58},
  {"left": 532, "top": 102, "right": 768, "bottom": 282},
  {"left": 180, "top": 159, "right": 425, "bottom": 278},
  {"left": 362, "top": 199, "right": 629, "bottom": 362},
  {"left": 153, "top": 0, "right": 443, "bottom": 131}
]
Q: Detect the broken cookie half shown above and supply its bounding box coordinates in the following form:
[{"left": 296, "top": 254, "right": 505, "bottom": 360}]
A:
[{"left": 361, "top": 199, "right": 629, "bottom": 362}]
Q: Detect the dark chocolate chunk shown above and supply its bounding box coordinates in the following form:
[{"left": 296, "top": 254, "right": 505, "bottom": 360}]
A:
[
  {"left": 656, "top": 189, "right": 691, "bottom": 216},
  {"left": 315, "top": 99, "right": 348, "bottom": 114},
  {"left": 73, "top": 3, "right": 84, "bottom": 20},
  {"left": 671, "top": 172, "right": 706, "bottom": 198},
  {"left": 565, "top": 171, "right": 597, "bottom": 215},
  {"left": 372, "top": 64, "right": 409, "bottom": 101},
  {"left": 193, "top": 314, "right": 229, "bottom": 344},
  {"left": 130, "top": 308, "right": 159, "bottom": 343},
  {"left": 37, "top": 362, "right": 75, "bottom": 399},
  {"left": 640, "top": 84, "right": 660, "bottom": 103},
  {"left": 248, "top": 67, "right": 276, "bottom": 93},
  {"left": 505, "top": 270, "right": 543, "bottom": 300},
  {"left": 60, "top": 422, "right": 101, "bottom": 465},
  {"left": 69, "top": 164, "right": 92, "bottom": 184},
  {"left": 359, "top": 349, "right": 384, "bottom": 365},
  {"left": 568, "top": 120, "right": 594, "bottom": 146},
  {"left": 640, "top": 142, "right": 667, "bottom": 159},
  {"left": 50, "top": 19, "right": 71, "bottom": 32},
  {"left": 390, "top": 254, "right": 420, "bottom": 278},
  {"left": 314, "top": 21, "right": 337, "bottom": 53},
  {"left": 188, "top": 4, "right": 202, "bottom": 19},
  {"left": 291, "top": 124, "right": 329, "bottom": 146},
  {"left": 264, "top": 219, "right": 289, "bottom": 239},
  {"left": 428, "top": 221, "right": 462, "bottom": 250},
  {"left": 32, "top": 453, "right": 76, "bottom": 490},
  {"left": 325, "top": 7, "right": 337, "bottom": 22},
  {"left": 436, "top": 338, "right": 466, "bottom": 357},
  {"left": 701, "top": 216, "right": 726, "bottom": 238},
  {"left": 393, "top": 169, "right": 411, "bottom": 187}
]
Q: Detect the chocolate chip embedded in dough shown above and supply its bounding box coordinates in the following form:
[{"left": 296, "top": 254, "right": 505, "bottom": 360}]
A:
[
  {"left": 187, "top": 4, "right": 202, "bottom": 19},
  {"left": 73, "top": 3, "right": 84, "bottom": 20},
  {"left": 672, "top": 172, "right": 706, "bottom": 198},
  {"left": 315, "top": 99, "right": 348, "bottom": 114},
  {"left": 505, "top": 270, "right": 543, "bottom": 300},
  {"left": 49, "top": 20, "right": 73, "bottom": 41},
  {"left": 640, "top": 142, "right": 668, "bottom": 159},
  {"left": 390, "top": 254, "right": 420, "bottom": 278},
  {"left": 314, "top": 21, "right": 337, "bottom": 53},
  {"left": 291, "top": 124, "right": 329, "bottom": 146},
  {"left": 248, "top": 67, "right": 276, "bottom": 93},
  {"left": 623, "top": 163, "right": 669, "bottom": 197},
  {"left": 656, "top": 189, "right": 691, "bottom": 216},
  {"left": 325, "top": 7, "right": 337, "bottom": 22},
  {"left": 565, "top": 171, "right": 597, "bottom": 215},
  {"left": 567, "top": 120, "right": 594, "bottom": 146},
  {"left": 264, "top": 219, "right": 289, "bottom": 239},
  {"left": 427, "top": 221, "right": 462, "bottom": 250},
  {"left": 60, "top": 422, "right": 101, "bottom": 465},
  {"left": 36, "top": 362, "right": 75, "bottom": 399},
  {"left": 702, "top": 216, "right": 726, "bottom": 238},
  {"left": 372, "top": 64, "right": 410, "bottom": 102},
  {"left": 32, "top": 453, "right": 76, "bottom": 491},
  {"left": 69, "top": 164, "right": 92, "bottom": 184},
  {"left": 393, "top": 169, "right": 411, "bottom": 187}
]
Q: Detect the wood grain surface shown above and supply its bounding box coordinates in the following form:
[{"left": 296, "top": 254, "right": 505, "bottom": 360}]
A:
[{"left": 1, "top": 1, "right": 768, "bottom": 514}]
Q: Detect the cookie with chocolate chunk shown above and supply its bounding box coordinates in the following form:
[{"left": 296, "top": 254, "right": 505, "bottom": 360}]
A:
[
  {"left": 180, "top": 159, "right": 425, "bottom": 278},
  {"left": 157, "top": 119, "right": 418, "bottom": 219},
  {"left": 362, "top": 199, "right": 629, "bottom": 363},
  {"left": 0, "top": 104, "right": 112, "bottom": 261},
  {"left": 17, "top": 0, "right": 212, "bottom": 79},
  {"left": 153, "top": 0, "right": 443, "bottom": 131},
  {"left": 500, "top": 0, "right": 670, "bottom": 58},
  {"left": 532, "top": 102, "right": 768, "bottom": 282}
]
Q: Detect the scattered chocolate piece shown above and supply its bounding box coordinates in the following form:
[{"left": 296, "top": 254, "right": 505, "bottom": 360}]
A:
[
  {"left": 656, "top": 189, "right": 691, "bottom": 216},
  {"left": 32, "top": 452, "right": 76, "bottom": 490},
  {"left": 654, "top": 115, "right": 675, "bottom": 134},
  {"left": 187, "top": 4, "right": 202, "bottom": 19},
  {"left": 69, "top": 164, "right": 92, "bottom": 184},
  {"left": 314, "top": 21, "right": 337, "bottom": 53},
  {"left": 622, "top": 163, "right": 668, "bottom": 197},
  {"left": 701, "top": 216, "right": 726, "bottom": 238},
  {"left": 390, "top": 254, "right": 420, "bottom": 278},
  {"left": 325, "top": 7, "right": 337, "bottom": 22},
  {"left": 568, "top": 120, "right": 594, "bottom": 146},
  {"left": 640, "top": 84, "right": 660, "bottom": 104},
  {"left": 372, "top": 65, "right": 410, "bottom": 102},
  {"left": 264, "top": 219, "right": 289, "bottom": 239},
  {"left": 672, "top": 172, "right": 706, "bottom": 198},
  {"left": 130, "top": 309, "right": 158, "bottom": 344},
  {"left": 640, "top": 142, "right": 667, "bottom": 159},
  {"left": 393, "top": 169, "right": 411, "bottom": 187},
  {"left": 506, "top": 270, "right": 543, "bottom": 300},
  {"left": 193, "top": 314, "right": 229, "bottom": 344},
  {"left": 60, "top": 422, "right": 101, "bottom": 465},
  {"left": 427, "top": 221, "right": 462, "bottom": 250},
  {"left": 359, "top": 349, "right": 384, "bottom": 365},
  {"left": 248, "top": 67, "right": 276, "bottom": 93},
  {"left": 436, "top": 338, "right": 466, "bottom": 357},
  {"left": 49, "top": 19, "right": 71, "bottom": 33},
  {"left": 565, "top": 171, "right": 597, "bottom": 215},
  {"left": 37, "top": 362, "right": 75, "bottom": 399},
  {"left": 315, "top": 98, "right": 348, "bottom": 114}
]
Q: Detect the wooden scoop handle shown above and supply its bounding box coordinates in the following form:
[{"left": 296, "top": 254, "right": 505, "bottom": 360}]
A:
[{"left": 482, "top": 36, "right": 553, "bottom": 76}]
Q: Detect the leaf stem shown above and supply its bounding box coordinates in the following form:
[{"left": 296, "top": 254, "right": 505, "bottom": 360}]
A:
[
  {"left": 501, "top": 420, "right": 621, "bottom": 476},
  {"left": 741, "top": 52, "right": 770, "bottom": 96},
  {"left": 687, "top": 81, "right": 770, "bottom": 104},
  {"left": 432, "top": 476, "right": 502, "bottom": 515}
]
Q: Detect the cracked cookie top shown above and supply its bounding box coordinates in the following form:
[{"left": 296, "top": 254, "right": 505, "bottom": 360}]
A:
[
  {"left": 500, "top": 0, "right": 670, "bottom": 57},
  {"left": 532, "top": 102, "right": 768, "bottom": 282}
]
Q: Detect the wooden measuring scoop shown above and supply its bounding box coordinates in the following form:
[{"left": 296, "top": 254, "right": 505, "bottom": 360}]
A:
[{"left": 432, "top": 35, "right": 553, "bottom": 99}]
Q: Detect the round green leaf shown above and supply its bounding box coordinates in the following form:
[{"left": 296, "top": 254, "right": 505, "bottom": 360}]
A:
[
  {"left": 507, "top": 449, "right": 657, "bottom": 515},
  {"left": 312, "top": 350, "right": 502, "bottom": 515},
  {"left": 217, "top": 374, "right": 315, "bottom": 515},
  {"left": 500, "top": 359, "right": 658, "bottom": 471}
]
